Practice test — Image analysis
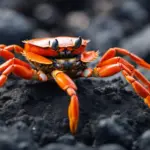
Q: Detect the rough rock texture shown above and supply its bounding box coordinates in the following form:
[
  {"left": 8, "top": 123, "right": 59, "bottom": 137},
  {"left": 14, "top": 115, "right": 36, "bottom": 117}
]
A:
[{"left": 0, "top": 75, "right": 150, "bottom": 150}]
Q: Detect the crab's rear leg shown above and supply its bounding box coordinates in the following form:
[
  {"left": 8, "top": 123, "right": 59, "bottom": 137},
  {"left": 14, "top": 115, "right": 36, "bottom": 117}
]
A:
[
  {"left": 91, "top": 56, "right": 150, "bottom": 107},
  {"left": 122, "top": 70, "right": 150, "bottom": 107},
  {"left": 97, "top": 47, "right": 150, "bottom": 69},
  {"left": 51, "top": 70, "right": 79, "bottom": 134}
]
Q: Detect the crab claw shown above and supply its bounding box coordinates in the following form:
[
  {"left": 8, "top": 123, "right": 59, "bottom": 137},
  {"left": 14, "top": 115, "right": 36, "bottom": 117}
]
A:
[{"left": 81, "top": 51, "right": 99, "bottom": 62}]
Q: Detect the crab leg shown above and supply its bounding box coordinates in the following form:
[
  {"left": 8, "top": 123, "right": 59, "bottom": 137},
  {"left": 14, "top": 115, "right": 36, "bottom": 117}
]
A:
[
  {"left": 52, "top": 70, "right": 79, "bottom": 134},
  {"left": 122, "top": 70, "right": 150, "bottom": 107},
  {"left": 97, "top": 47, "right": 150, "bottom": 69},
  {"left": 0, "top": 44, "right": 6, "bottom": 49},
  {"left": 0, "top": 47, "right": 15, "bottom": 60},
  {"left": 93, "top": 56, "right": 150, "bottom": 107},
  {"left": 0, "top": 44, "right": 24, "bottom": 54},
  {"left": 96, "top": 57, "right": 150, "bottom": 88},
  {"left": 0, "top": 64, "right": 34, "bottom": 86},
  {"left": 0, "top": 44, "right": 24, "bottom": 61},
  {"left": 0, "top": 58, "right": 31, "bottom": 71},
  {"left": 0, "top": 58, "right": 48, "bottom": 86}
]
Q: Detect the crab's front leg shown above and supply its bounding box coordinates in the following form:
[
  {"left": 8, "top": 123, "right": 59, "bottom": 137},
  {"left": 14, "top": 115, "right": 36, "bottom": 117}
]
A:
[
  {"left": 51, "top": 70, "right": 79, "bottom": 134},
  {"left": 0, "top": 44, "right": 24, "bottom": 61},
  {"left": 0, "top": 44, "right": 24, "bottom": 53},
  {"left": 0, "top": 58, "right": 48, "bottom": 86}
]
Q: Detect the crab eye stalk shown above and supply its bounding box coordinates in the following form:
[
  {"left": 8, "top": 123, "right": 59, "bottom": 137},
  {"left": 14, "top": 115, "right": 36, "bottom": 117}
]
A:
[
  {"left": 74, "top": 36, "right": 82, "bottom": 49},
  {"left": 51, "top": 39, "right": 59, "bottom": 50}
]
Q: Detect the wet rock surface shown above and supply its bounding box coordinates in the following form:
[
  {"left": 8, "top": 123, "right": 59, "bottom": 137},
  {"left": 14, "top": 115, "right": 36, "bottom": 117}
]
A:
[{"left": 0, "top": 0, "right": 150, "bottom": 150}]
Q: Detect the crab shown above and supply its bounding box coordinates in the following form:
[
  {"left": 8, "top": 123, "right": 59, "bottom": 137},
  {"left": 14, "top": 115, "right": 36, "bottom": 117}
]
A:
[{"left": 0, "top": 36, "right": 150, "bottom": 134}]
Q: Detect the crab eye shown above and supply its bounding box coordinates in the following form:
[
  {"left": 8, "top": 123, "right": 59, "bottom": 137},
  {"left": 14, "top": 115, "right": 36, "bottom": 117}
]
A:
[
  {"left": 74, "top": 36, "right": 82, "bottom": 49},
  {"left": 51, "top": 39, "right": 59, "bottom": 50}
]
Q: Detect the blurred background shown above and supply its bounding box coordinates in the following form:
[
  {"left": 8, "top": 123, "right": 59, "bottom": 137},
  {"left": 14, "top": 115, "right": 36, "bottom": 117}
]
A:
[{"left": 0, "top": 0, "right": 149, "bottom": 63}]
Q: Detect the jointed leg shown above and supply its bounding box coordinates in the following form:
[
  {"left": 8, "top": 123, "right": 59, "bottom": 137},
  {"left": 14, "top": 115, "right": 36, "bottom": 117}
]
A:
[
  {"left": 0, "top": 43, "right": 49, "bottom": 85},
  {"left": 95, "top": 57, "right": 150, "bottom": 87},
  {"left": 51, "top": 70, "right": 79, "bottom": 134},
  {"left": 0, "top": 44, "right": 24, "bottom": 55},
  {"left": 92, "top": 47, "right": 150, "bottom": 107},
  {"left": 0, "top": 44, "right": 24, "bottom": 60},
  {"left": 93, "top": 63, "right": 150, "bottom": 106},
  {"left": 97, "top": 47, "right": 150, "bottom": 69},
  {"left": 0, "top": 58, "right": 48, "bottom": 86},
  {"left": 122, "top": 70, "right": 150, "bottom": 107}
]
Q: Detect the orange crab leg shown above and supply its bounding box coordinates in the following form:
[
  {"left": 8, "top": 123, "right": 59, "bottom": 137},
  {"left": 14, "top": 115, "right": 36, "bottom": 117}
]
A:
[
  {"left": 98, "top": 47, "right": 150, "bottom": 69},
  {"left": 0, "top": 57, "right": 49, "bottom": 86},
  {"left": 94, "top": 63, "right": 131, "bottom": 77},
  {"left": 0, "top": 64, "right": 34, "bottom": 86},
  {"left": 0, "top": 58, "right": 31, "bottom": 72},
  {"left": 0, "top": 49, "right": 15, "bottom": 60},
  {"left": 122, "top": 70, "right": 150, "bottom": 107},
  {"left": 51, "top": 70, "right": 79, "bottom": 134},
  {"left": 96, "top": 57, "right": 150, "bottom": 88},
  {"left": 93, "top": 64, "right": 150, "bottom": 107},
  {"left": 3, "top": 45, "right": 24, "bottom": 53},
  {"left": 0, "top": 66, "right": 48, "bottom": 86},
  {"left": 0, "top": 44, "right": 6, "bottom": 49},
  {"left": 0, "top": 44, "right": 24, "bottom": 60},
  {"left": 93, "top": 56, "right": 150, "bottom": 107}
]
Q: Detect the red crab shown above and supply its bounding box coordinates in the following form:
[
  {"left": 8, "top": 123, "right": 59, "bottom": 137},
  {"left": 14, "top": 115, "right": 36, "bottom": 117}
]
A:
[{"left": 0, "top": 36, "right": 150, "bottom": 134}]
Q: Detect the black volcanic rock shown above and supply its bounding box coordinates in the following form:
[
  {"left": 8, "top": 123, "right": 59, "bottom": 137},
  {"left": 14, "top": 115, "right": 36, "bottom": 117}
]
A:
[
  {"left": 93, "top": 115, "right": 134, "bottom": 148},
  {"left": 98, "top": 144, "right": 127, "bottom": 150},
  {"left": 0, "top": 76, "right": 149, "bottom": 149}
]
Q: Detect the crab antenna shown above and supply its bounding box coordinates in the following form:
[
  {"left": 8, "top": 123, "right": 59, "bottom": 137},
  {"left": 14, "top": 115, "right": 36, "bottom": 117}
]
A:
[
  {"left": 52, "top": 39, "right": 59, "bottom": 50},
  {"left": 74, "top": 36, "right": 82, "bottom": 49}
]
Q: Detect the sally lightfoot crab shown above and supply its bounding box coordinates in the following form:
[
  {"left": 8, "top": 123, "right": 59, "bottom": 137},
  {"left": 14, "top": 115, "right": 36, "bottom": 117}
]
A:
[{"left": 0, "top": 36, "right": 150, "bottom": 134}]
